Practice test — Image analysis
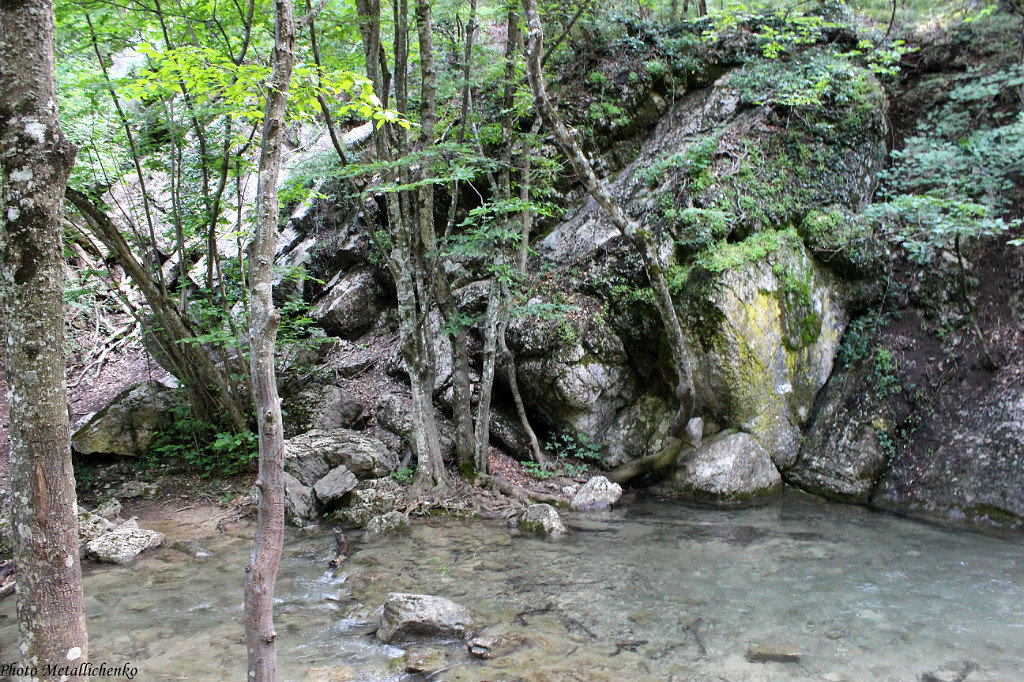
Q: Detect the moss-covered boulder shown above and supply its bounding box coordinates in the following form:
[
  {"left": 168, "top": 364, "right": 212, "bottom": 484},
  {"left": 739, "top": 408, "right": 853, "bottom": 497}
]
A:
[{"left": 683, "top": 234, "right": 847, "bottom": 468}]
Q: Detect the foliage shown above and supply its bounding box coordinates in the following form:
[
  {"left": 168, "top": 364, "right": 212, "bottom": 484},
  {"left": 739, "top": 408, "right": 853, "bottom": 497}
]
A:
[{"left": 150, "top": 400, "right": 257, "bottom": 476}]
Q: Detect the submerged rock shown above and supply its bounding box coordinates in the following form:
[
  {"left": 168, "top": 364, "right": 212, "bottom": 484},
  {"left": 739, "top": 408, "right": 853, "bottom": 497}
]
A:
[
  {"left": 671, "top": 432, "right": 782, "bottom": 504},
  {"left": 365, "top": 511, "right": 407, "bottom": 536},
  {"left": 745, "top": 642, "right": 803, "bottom": 663},
  {"left": 85, "top": 519, "right": 164, "bottom": 565},
  {"left": 570, "top": 476, "right": 623, "bottom": 510},
  {"left": 71, "top": 380, "right": 179, "bottom": 458},
  {"left": 518, "top": 504, "right": 566, "bottom": 536},
  {"left": 376, "top": 592, "right": 474, "bottom": 643}
]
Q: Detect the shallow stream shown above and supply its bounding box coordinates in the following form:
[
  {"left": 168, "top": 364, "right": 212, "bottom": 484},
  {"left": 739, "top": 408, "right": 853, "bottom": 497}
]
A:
[{"left": 2, "top": 492, "right": 1022, "bottom": 681}]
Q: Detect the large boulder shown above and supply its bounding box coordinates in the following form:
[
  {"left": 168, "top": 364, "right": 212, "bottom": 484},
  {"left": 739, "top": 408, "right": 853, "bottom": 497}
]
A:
[
  {"left": 282, "top": 471, "right": 317, "bottom": 525},
  {"left": 670, "top": 431, "right": 782, "bottom": 504},
  {"left": 873, "top": 382, "right": 1024, "bottom": 525},
  {"left": 518, "top": 504, "right": 566, "bottom": 536},
  {"left": 683, "top": 237, "right": 847, "bottom": 469},
  {"left": 377, "top": 593, "right": 474, "bottom": 643},
  {"left": 339, "top": 478, "right": 404, "bottom": 527},
  {"left": 312, "top": 267, "right": 387, "bottom": 339},
  {"left": 284, "top": 428, "right": 396, "bottom": 486},
  {"left": 71, "top": 381, "right": 179, "bottom": 458}
]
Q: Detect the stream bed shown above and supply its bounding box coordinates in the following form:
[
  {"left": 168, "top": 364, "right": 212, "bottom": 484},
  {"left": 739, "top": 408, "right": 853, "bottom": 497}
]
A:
[{"left": 2, "top": 491, "right": 1022, "bottom": 681}]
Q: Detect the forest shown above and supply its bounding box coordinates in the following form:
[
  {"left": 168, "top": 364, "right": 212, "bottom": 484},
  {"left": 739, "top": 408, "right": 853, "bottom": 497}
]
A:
[{"left": 1, "top": 0, "right": 1023, "bottom": 679}]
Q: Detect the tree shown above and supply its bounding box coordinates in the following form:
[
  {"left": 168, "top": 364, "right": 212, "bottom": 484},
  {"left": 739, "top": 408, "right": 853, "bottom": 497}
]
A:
[
  {"left": 519, "top": 0, "right": 699, "bottom": 481},
  {"left": 0, "top": 0, "right": 89, "bottom": 675},
  {"left": 244, "top": 0, "right": 295, "bottom": 677}
]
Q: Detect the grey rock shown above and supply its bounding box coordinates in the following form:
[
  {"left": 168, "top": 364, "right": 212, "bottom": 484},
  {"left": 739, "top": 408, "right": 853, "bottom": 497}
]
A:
[
  {"left": 284, "top": 428, "right": 395, "bottom": 486},
  {"left": 71, "top": 381, "right": 180, "bottom": 458},
  {"left": 340, "top": 478, "right": 404, "bottom": 527},
  {"left": 313, "top": 465, "right": 359, "bottom": 508},
  {"left": 570, "top": 476, "right": 623, "bottom": 510},
  {"left": 85, "top": 519, "right": 164, "bottom": 565},
  {"left": 787, "top": 362, "right": 892, "bottom": 503},
  {"left": 94, "top": 498, "right": 122, "bottom": 520},
  {"left": 312, "top": 267, "right": 386, "bottom": 339},
  {"left": 282, "top": 383, "right": 364, "bottom": 438},
  {"left": 283, "top": 471, "right": 317, "bottom": 525},
  {"left": 518, "top": 504, "right": 566, "bottom": 536},
  {"left": 365, "top": 511, "right": 407, "bottom": 536},
  {"left": 671, "top": 432, "right": 782, "bottom": 504},
  {"left": 376, "top": 593, "right": 474, "bottom": 643}
]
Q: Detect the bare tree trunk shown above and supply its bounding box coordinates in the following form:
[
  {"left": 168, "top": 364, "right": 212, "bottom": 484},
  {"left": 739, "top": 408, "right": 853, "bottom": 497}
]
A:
[
  {"left": 520, "top": 0, "right": 698, "bottom": 445},
  {"left": 0, "top": 0, "right": 89, "bottom": 677},
  {"left": 244, "top": 0, "right": 294, "bottom": 678}
]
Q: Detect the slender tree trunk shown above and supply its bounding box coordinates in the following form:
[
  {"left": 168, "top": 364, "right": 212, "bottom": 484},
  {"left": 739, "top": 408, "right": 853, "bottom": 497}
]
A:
[
  {"left": 244, "top": 0, "right": 294, "bottom": 678},
  {"left": 520, "top": 0, "right": 698, "bottom": 445},
  {"left": 0, "top": 0, "right": 89, "bottom": 677}
]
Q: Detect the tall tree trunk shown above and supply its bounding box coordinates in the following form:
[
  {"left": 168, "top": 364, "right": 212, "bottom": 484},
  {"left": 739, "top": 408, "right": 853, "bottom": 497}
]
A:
[
  {"left": 520, "top": 0, "right": 698, "bottom": 444},
  {"left": 0, "top": 0, "right": 89, "bottom": 676},
  {"left": 244, "top": 0, "right": 294, "bottom": 678}
]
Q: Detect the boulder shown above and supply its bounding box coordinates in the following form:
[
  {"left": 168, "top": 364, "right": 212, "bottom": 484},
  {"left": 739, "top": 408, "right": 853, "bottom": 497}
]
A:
[
  {"left": 284, "top": 428, "right": 395, "bottom": 486},
  {"left": 684, "top": 238, "right": 847, "bottom": 469},
  {"left": 671, "top": 431, "right": 782, "bottom": 504},
  {"left": 339, "top": 478, "right": 404, "bottom": 527},
  {"left": 84, "top": 519, "right": 164, "bottom": 565},
  {"left": 312, "top": 267, "right": 387, "bottom": 339},
  {"left": 282, "top": 384, "right": 364, "bottom": 438},
  {"left": 71, "top": 381, "right": 180, "bottom": 458},
  {"left": 570, "top": 476, "right": 622, "bottom": 510},
  {"left": 313, "top": 465, "right": 359, "bottom": 508},
  {"left": 376, "top": 593, "right": 474, "bottom": 643},
  {"left": 786, "top": 362, "right": 893, "bottom": 503},
  {"left": 518, "top": 504, "right": 566, "bottom": 536},
  {"left": 365, "top": 511, "right": 407, "bottom": 536},
  {"left": 282, "top": 471, "right": 317, "bottom": 525}
]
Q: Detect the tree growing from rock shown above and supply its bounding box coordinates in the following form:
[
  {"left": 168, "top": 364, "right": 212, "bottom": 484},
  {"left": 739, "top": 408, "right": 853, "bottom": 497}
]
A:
[
  {"left": 0, "top": 0, "right": 89, "bottom": 675},
  {"left": 519, "top": 0, "right": 699, "bottom": 480}
]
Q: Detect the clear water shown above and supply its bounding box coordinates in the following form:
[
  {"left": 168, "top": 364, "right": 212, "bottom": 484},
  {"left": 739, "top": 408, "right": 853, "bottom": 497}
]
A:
[{"left": 2, "top": 491, "right": 1022, "bottom": 681}]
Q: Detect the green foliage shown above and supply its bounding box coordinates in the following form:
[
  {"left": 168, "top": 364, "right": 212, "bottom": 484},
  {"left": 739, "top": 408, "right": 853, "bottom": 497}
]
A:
[
  {"left": 150, "top": 400, "right": 257, "bottom": 477},
  {"left": 697, "top": 229, "right": 794, "bottom": 273},
  {"left": 390, "top": 467, "right": 415, "bottom": 485}
]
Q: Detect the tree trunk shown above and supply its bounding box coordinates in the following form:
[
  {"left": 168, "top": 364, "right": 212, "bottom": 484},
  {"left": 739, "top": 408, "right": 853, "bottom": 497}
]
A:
[
  {"left": 520, "top": 0, "right": 698, "bottom": 439},
  {"left": 244, "top": 0, "right": 294, "bottom": 678},
  {"left": 0, "top": 0, "right": 89, "bottom": 677}
]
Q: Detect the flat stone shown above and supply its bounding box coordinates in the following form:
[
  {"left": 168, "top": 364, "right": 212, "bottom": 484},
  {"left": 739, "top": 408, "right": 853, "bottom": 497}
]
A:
[
  {"left": 85, "top": 519, "right": 164, "bottom": 565},
  {"left": 745, "top": 642, "right": 803, "bottom": 664},
  {"left": 313, "top": 465, "right": 359, "bottom": 508}
]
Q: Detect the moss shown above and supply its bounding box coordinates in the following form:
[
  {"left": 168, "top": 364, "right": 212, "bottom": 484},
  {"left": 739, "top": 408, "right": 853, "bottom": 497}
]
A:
[{"left": 698, "top": 229, "right": 796, "bottom": 273}]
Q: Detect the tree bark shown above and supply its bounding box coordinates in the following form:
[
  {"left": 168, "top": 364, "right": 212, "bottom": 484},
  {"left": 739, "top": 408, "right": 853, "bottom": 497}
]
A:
[
  {"left": 244, "top": 0, "right": 294, "bottom": 679},
  {"left": 0, "top": 0, "right": 89, "bottom": 677},
  {"left": 520, "top": 0, "right": 698, "bottom": 439}
]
